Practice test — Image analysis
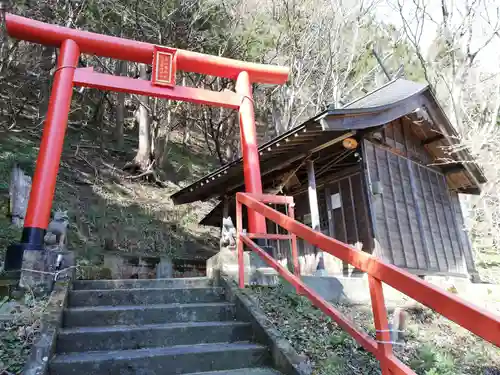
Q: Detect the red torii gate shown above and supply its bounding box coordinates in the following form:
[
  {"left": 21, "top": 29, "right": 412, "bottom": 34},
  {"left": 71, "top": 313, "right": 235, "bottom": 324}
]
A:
[{"left": 3, "top": 13, "right": 288, "bottom": 260}]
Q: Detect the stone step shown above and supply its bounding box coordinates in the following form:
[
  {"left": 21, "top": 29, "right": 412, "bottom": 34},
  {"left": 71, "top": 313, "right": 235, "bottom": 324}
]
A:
[
  {"left": 63, "top": 302, "right": 235, "bottom": 327},
  {"left": 56, "top": 321, "right": 253, "bottom": 353},
  {"left": 49, "top": 342, "right": 270, "bottom": 375},
  {"left": 183, "top": 369, "right": 283, "bottom": 375},
  {"left": 68, "top": 287, "right": 225, "bottom": 307},
  {"left": 72, "top": 277, "right": 211, "bottom": 290}
]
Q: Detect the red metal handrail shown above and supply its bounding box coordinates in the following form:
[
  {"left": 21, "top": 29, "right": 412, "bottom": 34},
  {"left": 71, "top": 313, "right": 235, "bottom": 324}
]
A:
[
  {"left": 235, "top": 192, "right": 500, "bottom": 375},
  {"left": 237, "top": 195, "right": 300, "bottom": 278}
]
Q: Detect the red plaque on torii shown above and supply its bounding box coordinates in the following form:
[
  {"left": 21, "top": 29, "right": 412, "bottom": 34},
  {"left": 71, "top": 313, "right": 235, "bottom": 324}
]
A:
[{"left": 152, "top": 46, "right": 177, "bottom": 87}]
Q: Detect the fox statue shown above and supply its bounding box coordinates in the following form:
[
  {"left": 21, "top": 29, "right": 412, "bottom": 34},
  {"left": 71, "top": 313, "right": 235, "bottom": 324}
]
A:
[
  {"left": 220, "top": 216, "right": 236, "bottom": 248},
  {"left": 44, "top": 210, "right": 69, "bottom": 249}
]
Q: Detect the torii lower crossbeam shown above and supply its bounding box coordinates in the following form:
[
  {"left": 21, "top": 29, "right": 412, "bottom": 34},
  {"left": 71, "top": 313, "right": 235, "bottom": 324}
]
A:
[{"left": 2, "top": 13, "right": 288, "bottom": 268}]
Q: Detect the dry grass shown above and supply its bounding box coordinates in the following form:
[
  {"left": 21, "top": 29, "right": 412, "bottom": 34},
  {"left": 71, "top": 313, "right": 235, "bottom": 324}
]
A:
[
  {"left": 0, "top": 289, "right": 49, "bottom": 374},
  {"left": 476, "top": 251, "right": 500, "bottom": 284},
  {"left": 0, "top": 118, "right": 220, "bottom": 267},
  {"left": 58, "top": 133, "right": 220, "bottom": 263},
  {"left": 246, "top": 284, "right": 500, "bottom": 375}
]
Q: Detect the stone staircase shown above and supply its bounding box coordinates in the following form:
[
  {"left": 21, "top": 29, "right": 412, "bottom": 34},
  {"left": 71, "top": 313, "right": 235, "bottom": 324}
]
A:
[{"left": 50, "top": 277, "right": 283, "bottom": 375}]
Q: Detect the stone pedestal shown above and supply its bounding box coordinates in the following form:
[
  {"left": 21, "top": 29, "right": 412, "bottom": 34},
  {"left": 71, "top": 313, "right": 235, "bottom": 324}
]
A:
[
  {"left": 207, "top": 248, "right": 281, "bottom": 286},
  {"left": 20, "top": 249, "right": 74, "bottom": 292}
]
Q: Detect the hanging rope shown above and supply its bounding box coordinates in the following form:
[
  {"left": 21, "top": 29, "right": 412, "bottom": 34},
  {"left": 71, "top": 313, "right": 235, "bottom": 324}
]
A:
[
  {"left": 53, "top": 65, "right": 77, "bottom": 75},
  {"left": 21, "top": 265, "right": 80, "bottom": 281}
]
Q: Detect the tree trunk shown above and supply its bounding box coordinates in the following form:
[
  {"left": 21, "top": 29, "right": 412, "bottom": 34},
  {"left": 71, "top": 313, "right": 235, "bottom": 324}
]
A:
[
  {"left": 225, "top": 143, "right": 233, "bottom": 161},
  {"left": 93, "top": 93, "right": 107, "bottom": 151},
  {"left": 134, "top": 63, "right": 152, "bottom": 170},
  {"left": 271, "top": 100, "right": 283, "bottom": 136},
  {"left": 155, "top": 102, "right": 173, "bottom": 168},
  {"left": 115, "top": 60, "right": 126, "bottom": 148},
  {"left": 182, "top": 126, "right": 191, "bottom": 145}
]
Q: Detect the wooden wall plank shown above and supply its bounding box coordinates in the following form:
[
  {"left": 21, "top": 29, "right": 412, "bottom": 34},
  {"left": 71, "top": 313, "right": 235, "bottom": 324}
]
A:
[
  {"left": 294, "top": 191, "right": 315, "bottom": 273},
  {"left": 340, "top": 178, "right": 358, "bottom": 245},
  {"left": 415, "top": 164, "right": 440, "bottom": 269},
  {"left": 384, "top": 149, "right": 408, "bottom": 267},
  {"left": 338, "top": 180, "right": 350, "bottom": 275},
  {"left": 372, "top": 144, "right": 396, "bottom": 263},
  {"left": 397, "top": 156, "right": 421, "bottom": 269},
  {"left": 318, "top": 187, "right": 330, "bottom": 236},
  {"left": 324, "top": 186, "right": 335, "bottom": 238},
  {"left": 407, "top": 160, "right": 432, "bottom": 269},
  {"left": 329, "top": 183, "right": 346, "bottom": 244},
  {"left": 422, "top": 167, "right": 449, "bottom": 271},
  {"left": 348, "top": 177, "right": 360, "bottom": 245},
  {"left": 430, "top": 170, "right": 457, "bottom": 271},
  {"left": 400, "top": 119, "right": 427, "bottom": 269},
  {"left": 431, "top": 171, "right": 459, "bottom": 272}
]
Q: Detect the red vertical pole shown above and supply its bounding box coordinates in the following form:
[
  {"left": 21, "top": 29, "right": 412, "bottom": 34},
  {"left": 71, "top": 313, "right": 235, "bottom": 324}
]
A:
[
  {"left": 368, "top": 275, "right": 393, "bottom": 374},
  {"left": 287, "top": 202, "right": 300, "bottom": 278},
  {"left": 235, "top": 71, "right": 266, "bottom": 235},
  {"left": 236, "top": 197, "right": 244, "bottom": 288},
  {"left": 21, "top": 39, "right": 80, "bottom": 249}
]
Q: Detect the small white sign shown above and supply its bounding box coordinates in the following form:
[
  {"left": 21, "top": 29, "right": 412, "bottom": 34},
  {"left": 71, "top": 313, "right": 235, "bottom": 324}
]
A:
[{"left": 330, "top": 193, "right": 341, "bottom": 210}]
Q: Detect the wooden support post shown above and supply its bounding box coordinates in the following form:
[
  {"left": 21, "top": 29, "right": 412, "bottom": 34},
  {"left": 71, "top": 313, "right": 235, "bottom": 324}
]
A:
[
  {"left": 307, "top": 160, "right": 321, "bottom": 232},
  {"left": 306, "top": 160, "right": 324, "bottom": 272}
]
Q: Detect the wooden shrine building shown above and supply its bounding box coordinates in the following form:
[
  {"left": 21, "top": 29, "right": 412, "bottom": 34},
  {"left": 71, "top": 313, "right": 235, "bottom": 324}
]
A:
[{"left": 172, "top": 79, "right": 485, "bottom": 278}]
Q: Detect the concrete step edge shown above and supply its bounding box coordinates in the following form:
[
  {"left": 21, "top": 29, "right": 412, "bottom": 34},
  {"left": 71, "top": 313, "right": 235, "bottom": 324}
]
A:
[
  {"left": 70, "top": 286, "right": 222, "bottom": 294},
  {"left": 74, "top": 277, "right": 209, "bottom": 283},
  {"left": 72, "top": 277, "right": 211, "bottom": 289},
  {"left": 59, "top": 321, "right": 251, "bottom": 335},
  {"left": 182, "top": 368, "right": 283, "bottom": 375},
  {"left": 65, "top": 302, "right": 234, "bottom": 313},
  {"left": 51, "top": 342, "right": 267, "bottom": 364}
]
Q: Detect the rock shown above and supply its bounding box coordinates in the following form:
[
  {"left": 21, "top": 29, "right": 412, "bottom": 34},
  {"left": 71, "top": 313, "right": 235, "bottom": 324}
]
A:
[
  {"left": 0, "top": 300, "right": 22, "bottom": 322},
  {"left": 9, "top": 165, "right": 32, "bottom": 228}
]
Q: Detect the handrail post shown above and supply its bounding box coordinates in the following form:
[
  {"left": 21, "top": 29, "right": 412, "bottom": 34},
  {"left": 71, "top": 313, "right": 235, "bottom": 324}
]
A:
[
  {"left": 368, "top": 275, "right": 393, "bottom": 374},
  {"left": 236, "top": 197, "right": 244, "bottom": 288},
  {"left": 287, "top": 202, "right": 300, "bottom": 279}
]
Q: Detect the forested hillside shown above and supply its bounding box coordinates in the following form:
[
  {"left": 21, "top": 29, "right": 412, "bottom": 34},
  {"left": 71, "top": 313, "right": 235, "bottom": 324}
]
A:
[{"left": 0, "top": 0, "right": 499, "bottom": 279}]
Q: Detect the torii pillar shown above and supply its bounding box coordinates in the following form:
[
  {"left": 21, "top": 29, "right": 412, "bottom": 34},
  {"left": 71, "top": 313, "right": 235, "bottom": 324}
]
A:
[{"left": 2, "top": 13, "right": 288, "bottom": 279}]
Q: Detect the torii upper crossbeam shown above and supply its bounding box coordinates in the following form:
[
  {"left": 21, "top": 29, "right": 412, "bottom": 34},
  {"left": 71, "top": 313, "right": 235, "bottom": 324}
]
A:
[{"left": 3, "top": 13, "right": 289, "bottom": 267}]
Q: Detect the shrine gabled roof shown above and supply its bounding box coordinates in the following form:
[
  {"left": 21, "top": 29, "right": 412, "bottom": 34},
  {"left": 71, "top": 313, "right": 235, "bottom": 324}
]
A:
[{"left": 171, "top": 78, "right": 485, "bottom": 205}]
